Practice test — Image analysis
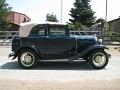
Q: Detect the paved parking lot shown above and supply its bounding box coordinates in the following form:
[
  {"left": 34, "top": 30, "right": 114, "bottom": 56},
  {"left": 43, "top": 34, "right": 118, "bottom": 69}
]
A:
[{"left": 0, "top": 46, "right": 120, "bottom": 90}]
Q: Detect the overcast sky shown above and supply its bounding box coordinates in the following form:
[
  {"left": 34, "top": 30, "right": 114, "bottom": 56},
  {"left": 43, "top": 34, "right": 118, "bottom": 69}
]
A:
[{"left": 7, "top": 0, "right": 120, "bottom": 23}]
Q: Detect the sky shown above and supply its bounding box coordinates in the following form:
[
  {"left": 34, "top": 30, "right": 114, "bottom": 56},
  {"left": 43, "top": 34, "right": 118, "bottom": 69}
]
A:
[{"left": 6, "top": 0, "right": 120, "bottom": 23}]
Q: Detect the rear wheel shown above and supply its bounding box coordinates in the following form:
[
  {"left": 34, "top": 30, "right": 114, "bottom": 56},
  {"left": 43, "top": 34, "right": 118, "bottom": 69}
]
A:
[
  {"left": 18, "top": 49, "right": 38, "bottom": 69},
  {"left": 90, "top": 50, "right": 108, "bottom": 69}
]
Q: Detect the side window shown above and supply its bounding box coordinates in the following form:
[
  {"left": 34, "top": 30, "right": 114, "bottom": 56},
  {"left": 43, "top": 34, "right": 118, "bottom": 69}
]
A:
[
  {"left": 49, "top": 26, "right": 66, "bottom": 36},
  {"left": 30, "top": 25, "right": 45, "bottom": 36}
]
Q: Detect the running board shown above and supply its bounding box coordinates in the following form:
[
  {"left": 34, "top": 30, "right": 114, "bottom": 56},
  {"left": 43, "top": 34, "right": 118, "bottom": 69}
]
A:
[{"left": 68, "top": 54, "right": 81, "bottom": 61}]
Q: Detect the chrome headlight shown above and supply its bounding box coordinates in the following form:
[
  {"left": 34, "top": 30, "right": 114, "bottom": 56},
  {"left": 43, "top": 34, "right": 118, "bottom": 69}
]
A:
[
  {"left": 93, "top": 34, "right": 97, "bottom": 41},
  {"left": 98, "top": 39, "right": 102, "bottom": 44}
]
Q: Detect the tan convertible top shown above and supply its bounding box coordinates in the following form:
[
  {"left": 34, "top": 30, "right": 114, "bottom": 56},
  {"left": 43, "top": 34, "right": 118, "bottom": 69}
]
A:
[
  {"left": 19, "top": 22, "right": 38, "bottom": 37},
  {"left": 19, "top": 22, "right": 66, "bottom": 37}
]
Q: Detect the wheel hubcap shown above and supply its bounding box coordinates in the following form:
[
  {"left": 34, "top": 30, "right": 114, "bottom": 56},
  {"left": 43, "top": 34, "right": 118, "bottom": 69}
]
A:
[
  {"left": 20, "top": 52, "right": 35, "bottom": 67},
  {"left": 92, "top": 52, "right": 106, "bottom": 67}
]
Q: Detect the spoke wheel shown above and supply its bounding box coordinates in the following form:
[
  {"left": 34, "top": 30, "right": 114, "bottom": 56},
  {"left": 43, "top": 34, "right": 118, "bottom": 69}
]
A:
[
  {"left": 18, "top": 49, "right": 38, "bottom": 69},
  {"left": 90, "top": 50, "right": 108, "bottom": 69}
]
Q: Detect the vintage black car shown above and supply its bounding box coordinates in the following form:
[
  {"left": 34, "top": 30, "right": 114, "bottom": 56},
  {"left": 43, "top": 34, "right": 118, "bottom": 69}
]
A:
[{"left": 9, "top": 22, "right": 110, "bottom": 69}]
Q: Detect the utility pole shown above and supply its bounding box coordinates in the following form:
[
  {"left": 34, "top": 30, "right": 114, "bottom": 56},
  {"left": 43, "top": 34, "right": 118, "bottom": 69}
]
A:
[
  {"left": 105, "top": 0, "right": 108, "bottom": 34},
  {"left": 103, "top": 0, "right": 108, "bottom": 44},
  {"left": 61, "top": 0, "right": 63, "bottom": 23}
]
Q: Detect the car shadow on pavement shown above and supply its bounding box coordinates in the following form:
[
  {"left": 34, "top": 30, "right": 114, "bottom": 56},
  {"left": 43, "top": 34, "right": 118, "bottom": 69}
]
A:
[
  {"left": 0, "top": 61, "right": 97, "bottom": 70},
  {"left": 0, "top": 61, "right": 22, "bottom": 70},
  {"left": 37, "top": 61, "right": 94, "bottom": 70}
]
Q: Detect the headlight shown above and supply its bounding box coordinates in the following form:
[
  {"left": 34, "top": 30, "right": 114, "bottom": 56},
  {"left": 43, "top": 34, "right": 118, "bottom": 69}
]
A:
[
  {"left": 98, "top": 39, "right": 102, "bottom": 44},
  {"left": 93, "top": 34, "right": 97, "bottom": 41}
]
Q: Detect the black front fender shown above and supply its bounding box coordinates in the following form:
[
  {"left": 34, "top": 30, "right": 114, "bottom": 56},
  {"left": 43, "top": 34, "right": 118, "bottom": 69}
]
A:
[
  {"left": 68, "top": 45, "right": 109, "bottom": 61},
  {"left": 12, "top": 44, "right": 40, "bottom": 60},
  {"left": 79, "top": 45, "right": 109, "bottom": 58}
]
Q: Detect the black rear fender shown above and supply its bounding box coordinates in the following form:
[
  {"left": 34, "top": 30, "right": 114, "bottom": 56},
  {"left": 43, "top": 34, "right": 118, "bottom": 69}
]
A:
[{"left": 12, "top": 44, "right": 40, "bottom": 60}]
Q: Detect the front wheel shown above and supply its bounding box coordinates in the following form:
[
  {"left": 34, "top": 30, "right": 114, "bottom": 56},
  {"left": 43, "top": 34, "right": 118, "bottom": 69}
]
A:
[
  {"left": 90, "top": 50, "right": 109, "bottom": 69},
  {"left": 18, "top": 49, "right": 38, "bottom": 69}
]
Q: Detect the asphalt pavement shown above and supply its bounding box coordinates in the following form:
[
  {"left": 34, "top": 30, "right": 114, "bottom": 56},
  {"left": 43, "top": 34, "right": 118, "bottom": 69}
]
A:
[{"left": 0, "top": 46, "right": 120, "bottom": 90}]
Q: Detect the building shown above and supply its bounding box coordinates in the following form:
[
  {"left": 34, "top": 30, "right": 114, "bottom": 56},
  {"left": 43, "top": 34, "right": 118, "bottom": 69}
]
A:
[
  {"left": 7, "top": 11, "right": 31, "bottom": 31},
  {"left": 108, "top": 17, "right": 120, "bottom": 34}
]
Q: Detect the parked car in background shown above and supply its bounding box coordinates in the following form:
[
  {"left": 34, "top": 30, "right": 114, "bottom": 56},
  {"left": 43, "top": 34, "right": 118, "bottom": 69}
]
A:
[{"left": 9, "top": 22, "right": 110, "bottom": 69}]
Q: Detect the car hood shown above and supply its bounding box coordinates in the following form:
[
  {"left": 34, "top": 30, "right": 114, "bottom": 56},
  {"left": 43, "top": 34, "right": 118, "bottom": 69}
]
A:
[{"left": 71, "top": 35, "right": 97, "bottom": 41}]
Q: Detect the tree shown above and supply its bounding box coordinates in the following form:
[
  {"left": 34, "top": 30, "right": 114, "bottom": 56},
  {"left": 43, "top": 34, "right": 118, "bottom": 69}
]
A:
[
  {"left": 96, "top": 18, "right": 110, "bottom": 35},
  {"left": 96, "top": 18, "right": 106, "bottom": 27},
  {"left": 0, "top": 0, "right": 11, "bottom": 30},
  {"left": 68, "top": 22, "right": 88, "bottom": 31},
  {"left": 96, "top": 18, "right": 106, "bottom": 32},
  {"left": 69, "top": 0, "right": 95, "bottom": 27},
  {"left": 46, "top": 13, "right": 59, "bottom": 22}
]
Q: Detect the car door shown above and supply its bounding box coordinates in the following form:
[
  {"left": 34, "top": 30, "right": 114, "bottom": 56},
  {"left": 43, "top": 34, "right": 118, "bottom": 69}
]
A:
[
  {"left": 27, "top": 24, "right": 50, "bottom": 54},
  {"left": 44, "top": 25, "right": 76, "bottom": 55}
]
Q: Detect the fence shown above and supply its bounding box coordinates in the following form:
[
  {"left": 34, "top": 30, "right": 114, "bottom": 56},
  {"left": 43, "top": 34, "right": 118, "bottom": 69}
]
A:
[
  {"left": 101, "top": 35, "right": 120, "bottom": 45},
  {"left": 70, "top": 30, "right": 101, "bottom": 36},
  {"left": 70, "top": 31, "right": 120, "bottom": 45},
  {"left": 0, "top": 30, "right": 120, "bottom": 46},
  {"left": 0, "top": 31, "right": 19, "bottom": 46}
]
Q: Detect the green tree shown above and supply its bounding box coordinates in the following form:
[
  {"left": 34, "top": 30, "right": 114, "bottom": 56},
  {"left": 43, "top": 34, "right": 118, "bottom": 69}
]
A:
[
  {"left": 46, "top": 13, "right": 59, "bottom": 22},
  {"left": 0, "top": 0, "right": 11, "bottom": 30},
  {"left": 69, "top": 0, "right": 95, "bottom": 28},
  {"left": 96, "top": 18, "right": 106, "bottom": 28},
  {"left": 96, "top": 18, "right": 106, "bottom": 34},
  {"left": 68, "top": 22, "right": 88, "bottom": 31}
]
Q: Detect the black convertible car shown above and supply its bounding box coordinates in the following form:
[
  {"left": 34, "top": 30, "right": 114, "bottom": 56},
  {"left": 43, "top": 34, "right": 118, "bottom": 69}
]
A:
[{"left": 9, "top": 22, "right": 110, "bottom": 69}]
